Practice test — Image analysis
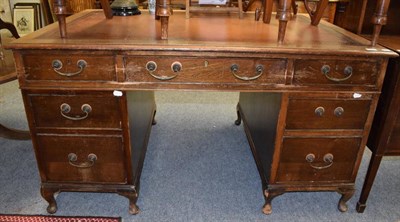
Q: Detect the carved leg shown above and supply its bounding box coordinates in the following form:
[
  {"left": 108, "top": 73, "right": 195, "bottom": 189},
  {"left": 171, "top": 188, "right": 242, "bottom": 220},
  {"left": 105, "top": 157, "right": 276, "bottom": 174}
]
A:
[
  {"left": 291, "top": 0, "right": 298, "bottom": 15},
  {"left": 118, "top": 191, "right": 140, "bottom": 215},
  {"left": 337, "top": 188, "right": 355, "bottom": 212},
  {"left": 235, "top": 104, "right": 242, "bottom": 125},
  {"left": 262, "top": 0, "right": 273, "bottom": 23},
  {"left": 40, "top": 186, "right": 58, "bottom": 214},
  {"left": 157, "top": 0, "right": 172, "bottom": 39},
  {"left": 53, "top": 0, "right": 68, "bottom": 38},
  {"left": 370, "top": 0, "right": 391, "bottom": 46},
  {"left": 100, "top": 0, "right": 114, "bottom": 19},
  {"left": 276, "top": 0, "right": 292, "bottom": 43},
  {"left": 262, "top": 189, "right": 284, "bottom": 215}
]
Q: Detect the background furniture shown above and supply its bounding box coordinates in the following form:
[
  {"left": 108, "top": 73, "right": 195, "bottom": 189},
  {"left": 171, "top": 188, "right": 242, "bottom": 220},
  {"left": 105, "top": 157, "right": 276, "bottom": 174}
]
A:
[
  {"left": 358, "top": 36, "right": 400, "bottom": 213},
  {"left": 185, "top": 0, "right": 243, "bottom": 18},
  {"left": 0, "top": 18, "right": 30, "bottom": 140},
  {"left": 334, "top": 0, "right": 400, "bottom": 213},
  {"left": 6, "top": 10, "right": 395, "bottom": 215}
]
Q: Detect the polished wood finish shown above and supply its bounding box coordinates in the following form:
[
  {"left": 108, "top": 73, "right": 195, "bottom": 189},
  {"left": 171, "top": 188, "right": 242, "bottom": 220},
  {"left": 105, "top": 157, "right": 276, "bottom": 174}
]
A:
[{"left": 5, "top": 10, "right": 396, "bottom": 214}]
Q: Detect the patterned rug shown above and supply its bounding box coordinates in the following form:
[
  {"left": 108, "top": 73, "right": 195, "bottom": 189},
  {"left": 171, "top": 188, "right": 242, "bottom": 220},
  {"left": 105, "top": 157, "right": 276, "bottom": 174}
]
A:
[{"left": 0, "top": 215, "right": 121, "bottom": 222}]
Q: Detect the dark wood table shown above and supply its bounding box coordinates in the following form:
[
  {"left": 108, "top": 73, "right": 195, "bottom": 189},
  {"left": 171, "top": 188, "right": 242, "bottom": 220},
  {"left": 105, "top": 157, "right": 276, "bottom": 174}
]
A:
[{"left": 5, "top": 10, "right": 396, "bottom": 215}]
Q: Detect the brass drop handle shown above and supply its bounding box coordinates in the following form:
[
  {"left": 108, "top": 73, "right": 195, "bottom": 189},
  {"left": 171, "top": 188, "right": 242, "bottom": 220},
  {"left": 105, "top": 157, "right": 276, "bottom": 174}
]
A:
[
  {"left": 60, "top": 103, "right": 92, "bottom": 121},
  {"left": 146, "top": 61, "right": 179, "bottom": 80},
  {"left": 231, "top": 64, "right": 264, "bottom": 81},
  {"left": 321, "top": 65, "right": 353, "bottom": 82},
  {"left": 305, "top": 153, "right": 334, "bottom": 170},
  {"left": 314, "top": 107, "right": 325, "bottom": 117},
  {"left": 334, "top": 107, "right": 344, "bottom": 117},
  {"left": 52, "top": 59, "right": 87, "bottom": 77},
  {"left": 68, "top": 153, "right": 97, "bottom": 168}
]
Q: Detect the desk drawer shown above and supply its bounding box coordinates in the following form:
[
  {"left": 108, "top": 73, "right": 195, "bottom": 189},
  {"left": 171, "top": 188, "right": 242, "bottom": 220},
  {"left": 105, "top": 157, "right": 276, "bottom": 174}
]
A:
[
  {"left": 125, "top": 57, "right": 286, "bottom": 84},
  {"left": 27, "top": 92, "right": 122, "bottom": 129},
  {"left": 286, "top": 98, "right": 371, "bottom": 130},
  {"left": 36, "top": 134, "right": 127, "bottom": 183},
  {"left": 293, "top": 59, "right": 378, "bottom": 86},
  {"left": 276, "top": 137, "right": 361, "bottom": 183},
  {"left": 22, "top": 54, "right": 116, "bottom": 81}
]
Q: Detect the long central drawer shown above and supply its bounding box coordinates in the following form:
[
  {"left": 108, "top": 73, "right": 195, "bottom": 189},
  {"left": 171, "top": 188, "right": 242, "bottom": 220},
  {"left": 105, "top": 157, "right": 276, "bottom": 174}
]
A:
[{"left": 125, "top": 57, "right": 287, "bottom": 84}]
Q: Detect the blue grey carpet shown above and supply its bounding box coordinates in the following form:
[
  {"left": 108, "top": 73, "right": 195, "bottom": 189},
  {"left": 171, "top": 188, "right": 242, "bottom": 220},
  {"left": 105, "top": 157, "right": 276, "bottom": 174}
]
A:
[{"left": 1, "top": 80, "right": 399, "bottom": 222}]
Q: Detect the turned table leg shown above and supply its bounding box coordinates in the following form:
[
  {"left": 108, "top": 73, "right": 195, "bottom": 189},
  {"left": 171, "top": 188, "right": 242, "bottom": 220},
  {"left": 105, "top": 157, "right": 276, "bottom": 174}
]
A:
[
  {"left": 370, "top": 0, "right": 391, "bottom": 46},
  {"left": 276, "top": 0, "right": 292, "bottom": 44}
]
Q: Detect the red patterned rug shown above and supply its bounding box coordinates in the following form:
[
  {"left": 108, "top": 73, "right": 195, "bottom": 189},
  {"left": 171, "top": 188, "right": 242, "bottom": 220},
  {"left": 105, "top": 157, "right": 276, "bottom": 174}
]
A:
[{"left": 0, "top": 215, "right": 121, "bottom": 222}]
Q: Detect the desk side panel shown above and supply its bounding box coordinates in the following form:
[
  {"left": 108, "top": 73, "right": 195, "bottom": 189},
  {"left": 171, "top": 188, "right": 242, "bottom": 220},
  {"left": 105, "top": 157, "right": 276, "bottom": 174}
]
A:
[
  {"left": 127, "top": 91, "right": 157, "bottom": 186},
  {"left": 238, "top": 92, "right": 281, "bottom": 185}
]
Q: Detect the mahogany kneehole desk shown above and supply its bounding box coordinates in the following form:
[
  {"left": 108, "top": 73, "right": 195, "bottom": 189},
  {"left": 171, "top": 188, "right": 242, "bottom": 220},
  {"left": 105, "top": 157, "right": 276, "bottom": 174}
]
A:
[{"left": 6, "top": 10, "right": 397, "bottom": 215}]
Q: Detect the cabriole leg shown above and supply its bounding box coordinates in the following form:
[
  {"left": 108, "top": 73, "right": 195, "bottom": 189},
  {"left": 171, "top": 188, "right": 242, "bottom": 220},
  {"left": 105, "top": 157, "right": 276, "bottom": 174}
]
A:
[
  {"left": 40, "top": 186, "right": 58, "bottom": 214},
  {"left": 337, "top": 188, "right": 355, "bottom": 212},
  {"left": 235, "top": 103, "right": 242, "bottom": 125},
  {"left": 118, "top": 191, "right": 140, "bottom": 215},
  {"left": 262, "top": 189, "right": 284, "bottom": 215}
]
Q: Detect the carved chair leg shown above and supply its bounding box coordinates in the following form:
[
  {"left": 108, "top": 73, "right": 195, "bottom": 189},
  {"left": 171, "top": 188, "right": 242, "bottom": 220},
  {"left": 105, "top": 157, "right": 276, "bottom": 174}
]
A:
[
  {"left": 262, "top": 0, "right": 273, "bottom": 24},
  {"left": 118, "top": 191, "right": 140, "bottom": 215},
  {"left": 276, "top": 0, "right": 292, "bottom": 43},
  {"left": 337, "top": 188, "right": 355, "bottom": 212},
  {"left": 40, "top": 186, "right": 58, "bottom": 214},
  {"left": 370, "top": 0, "right": 391, "bottom": 46},
  {"left": 53, "top": 0, "right": 68, "bottom": 38},
  {"left": 262, "top": 189, "right": 284, "bottom": 215},
  {"left": 309, "top": 0, "right": 329, "bottom": 26},
  {"left": 100, "top": 0, "right": 114, "bottom": 19},
  {"left": 291, "top": 0, "right": 298, "bottom": 15}
]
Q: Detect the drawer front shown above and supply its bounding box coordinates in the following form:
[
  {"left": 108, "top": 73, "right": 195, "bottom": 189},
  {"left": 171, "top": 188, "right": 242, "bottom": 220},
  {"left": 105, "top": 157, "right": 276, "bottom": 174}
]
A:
[
  {"left": 294, "top": 60, "right": 378, "bottom": 86},
  {"left": 125, "top": 57, "right": 286, "bottom": 84},
  {"left": 36, "top": 134, "right": 127, "bottom": 183},
  {"left": 276, "top": 138, "right": 361, "bottom": 183},
  {"left": 22, "top": 54, "right": 116, "bottom": 81},
  {"left": 286, "top": 98, "right": 371, "bottom": 129},
  {"left": 28, "top": 92, "right": 122, "bottom": 129}
]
